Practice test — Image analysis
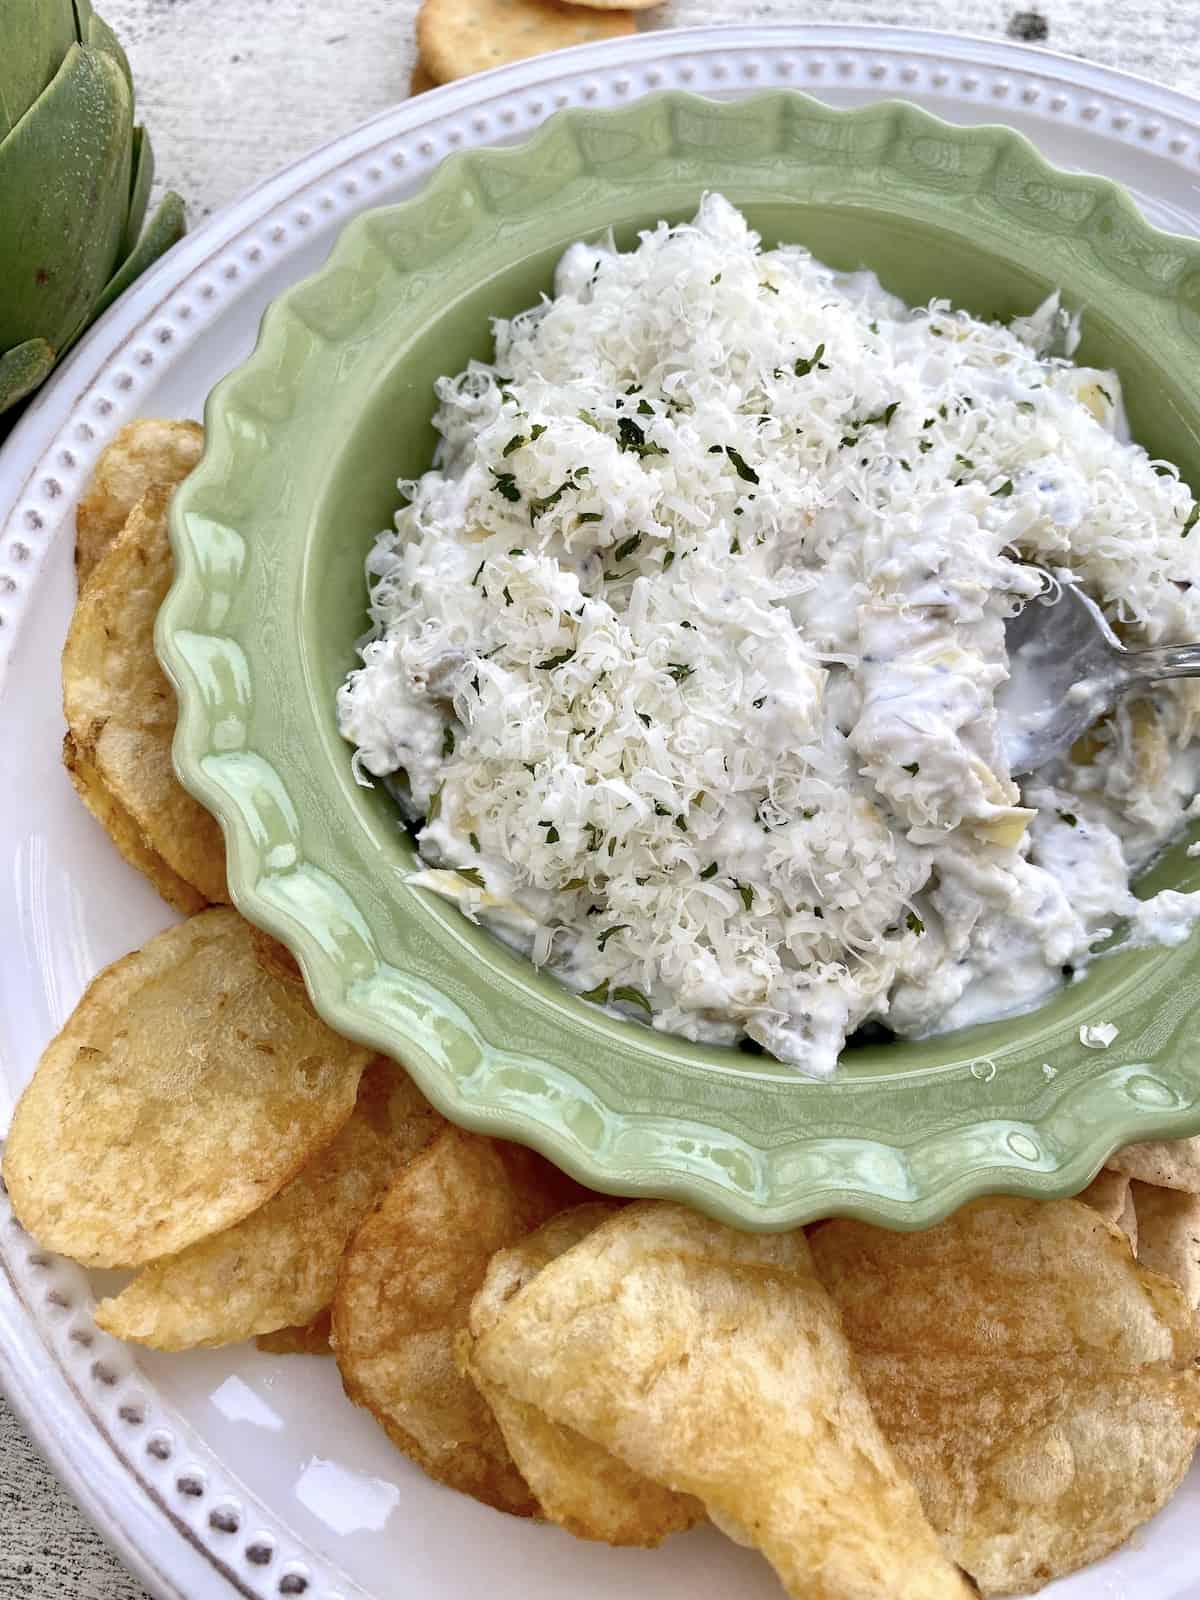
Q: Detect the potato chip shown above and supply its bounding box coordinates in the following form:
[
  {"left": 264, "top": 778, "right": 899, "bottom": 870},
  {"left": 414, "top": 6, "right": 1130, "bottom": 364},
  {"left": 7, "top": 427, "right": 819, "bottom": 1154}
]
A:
[
  {"left": 410, "top": 61, "right": 438, "bottom": 94},
  {"left": 332, "top": 1124, "right": 582, "bottom": 1515},
  {"left": 559, "top": 0, "right": 659, "bottom": 10},
  {"left": 75, "top": 418, "right": 204, "bottom": 584},
  {"left": 416, "top": 0, "right": 635, "bottom": 85},
  {"left": 1107, "top": 1136, "right": 1200, "bottom": 1193},
  {"left": 94, "top": 1057, "right": 442, "bottom": 1348},
  {"left": 1133, "top": 1182, "right": 1200, "bottom": 1309},
  {"left": 3, "top": 909, "right": 370, "bottom": 1268},
  {"left": 63, "top": 483, "right": 228, "bottom": 908},
  {"left": 463, "top": 1203, "right": 704, "bottom": 1546},
  {"left": 257, "top": 1309, "right": 333, "bottom": 1355},
  {"left": 1078, "top": 1168, "right": 1137, "bottom": 1250},
  {"left": 467, "top": 1201, "right": 971, "bottom": 1598},
  {"left": 810, "top": 1197, "right": 1200, "bottom": 1595},
  {"left": 63, "top": 735, "right": 208, "bottom": 915}
]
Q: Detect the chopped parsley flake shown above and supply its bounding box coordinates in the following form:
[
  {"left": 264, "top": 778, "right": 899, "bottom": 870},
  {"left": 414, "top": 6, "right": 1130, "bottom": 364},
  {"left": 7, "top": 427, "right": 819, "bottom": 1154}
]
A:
[
  {"left": 724, "top": 446, "right": 759, "bottom": 484},
  {"left": 793, "top": 343, "right": 827, "bottom": 378},
  {"left": 611, "top": 985, "right": 652, "bottom": 1013},
  {"left": 529, "top": 482, "right": 571, "bottom": 521}
]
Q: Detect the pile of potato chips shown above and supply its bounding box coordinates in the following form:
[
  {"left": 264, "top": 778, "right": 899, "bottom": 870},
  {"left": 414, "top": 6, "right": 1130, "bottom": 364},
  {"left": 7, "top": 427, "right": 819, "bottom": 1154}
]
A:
[
  {"left": 408, "top": 0, "right": 661, "bottom": 95},
  {"left": 3, "top": 419, "right": 1199, "bottom": 1598}
]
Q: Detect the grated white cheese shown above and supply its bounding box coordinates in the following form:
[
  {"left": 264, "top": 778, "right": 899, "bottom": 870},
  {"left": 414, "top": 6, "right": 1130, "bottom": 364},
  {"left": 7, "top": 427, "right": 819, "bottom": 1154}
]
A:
[
  {"left": 1079, "top": 1023, "right": 1119, "bottom": 1050},
  {"left": 338, "top": 195, "right": 1200, "bottom": 1076}
]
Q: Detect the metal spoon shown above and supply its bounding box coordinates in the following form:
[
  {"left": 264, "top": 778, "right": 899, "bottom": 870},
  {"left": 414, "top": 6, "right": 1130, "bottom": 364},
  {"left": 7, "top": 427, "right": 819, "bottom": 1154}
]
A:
[{"left": 997, "top": 579, "right": 1200, "bottom": 774}]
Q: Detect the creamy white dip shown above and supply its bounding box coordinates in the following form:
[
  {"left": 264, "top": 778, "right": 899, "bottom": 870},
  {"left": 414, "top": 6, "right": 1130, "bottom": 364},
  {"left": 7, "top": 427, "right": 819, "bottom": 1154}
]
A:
[{"left": 337, "top": 195, "right": 1200, "bottom": 1076}]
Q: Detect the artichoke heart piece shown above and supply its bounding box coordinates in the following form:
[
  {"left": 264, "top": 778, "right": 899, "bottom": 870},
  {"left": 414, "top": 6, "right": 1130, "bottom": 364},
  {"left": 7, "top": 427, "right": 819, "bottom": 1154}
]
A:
[
  {"left": 971, "top": 806, "right": 1036, "bottom": 849},
  {"left": 408, "top": 868, "right": 538, "bottom": 933}
]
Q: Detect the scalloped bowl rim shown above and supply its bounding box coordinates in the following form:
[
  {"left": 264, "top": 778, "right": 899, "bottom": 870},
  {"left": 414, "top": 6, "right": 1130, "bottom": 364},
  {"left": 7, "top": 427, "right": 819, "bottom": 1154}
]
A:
[{"left": 158, "top": 90, "right": 1200, "bottom": 1230}]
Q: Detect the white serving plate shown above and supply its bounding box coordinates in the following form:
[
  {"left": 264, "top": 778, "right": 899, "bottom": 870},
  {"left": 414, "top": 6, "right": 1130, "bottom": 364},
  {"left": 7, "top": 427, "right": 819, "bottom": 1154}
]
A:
[{"left": 2, "top": 25, "right": 1199, "bottom": 1600}]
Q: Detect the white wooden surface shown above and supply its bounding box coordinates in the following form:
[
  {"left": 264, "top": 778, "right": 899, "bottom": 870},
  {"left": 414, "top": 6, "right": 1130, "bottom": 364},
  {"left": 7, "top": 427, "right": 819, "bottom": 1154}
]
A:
[{"left": 4, "top": 2, "right": 1200, "bottom": 1595}]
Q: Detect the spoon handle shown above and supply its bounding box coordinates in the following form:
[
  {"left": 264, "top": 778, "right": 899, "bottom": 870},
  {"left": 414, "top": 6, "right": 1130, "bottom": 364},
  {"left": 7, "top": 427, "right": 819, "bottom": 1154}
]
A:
[{"left": 1123, "top": 641, "right": 1200, "bottom": 683}]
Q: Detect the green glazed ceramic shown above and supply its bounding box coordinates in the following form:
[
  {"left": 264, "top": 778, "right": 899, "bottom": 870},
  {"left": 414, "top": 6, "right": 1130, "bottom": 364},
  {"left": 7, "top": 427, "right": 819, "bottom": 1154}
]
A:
[{"left": 159, "top": 92, "right": 1200, "bottom": 1230}]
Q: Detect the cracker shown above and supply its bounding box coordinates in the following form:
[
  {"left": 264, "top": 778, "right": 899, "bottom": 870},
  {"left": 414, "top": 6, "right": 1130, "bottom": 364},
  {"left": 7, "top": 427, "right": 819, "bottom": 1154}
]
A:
[
  {"left": 62, "top": 483, "right": 228, "bottom": 908},
  {"left": 332, "top": 1125, "right": 583, "bottom": 1514},
  {"left": 3, "top": 909, "right": 370, "bottom": 1268},
  {"left": 464, "top": 1204, "right": 705, "bottom": 1546},
  {"left": 76, "top": 419, "right": 204, "bottom": 584},
  {"left": 417, "top": 0, "right": 635, "bottom": 85},
  {"left": 469, "top": 1201, "right": 972, "bottom": 1597},
  {"left": 95, "top": 1058, "right": 442, "bottom": 1347},
  {"left": 1107, "top": 1137, "right": 1200, "bottom": 1193},
  {"left": 1133, "top": 1181, "right": 1200, "bottom": 1309},
  {"left": 257, "top": 1310, "right": 334, "bottom": 1355},
  {"left": 811, "top": 1197, "right": 1200, "bottom": 1595}
]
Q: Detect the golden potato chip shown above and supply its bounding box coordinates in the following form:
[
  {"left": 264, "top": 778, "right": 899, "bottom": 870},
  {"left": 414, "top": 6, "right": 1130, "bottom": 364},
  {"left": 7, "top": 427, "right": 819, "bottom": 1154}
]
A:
[
  {"left": 1107, "top": 1136, "right": 1200, "bottom": 1193},
  {"left": 468, "top": 1201, "right": 971, "bottom": 1599},
  {"left": 3, "top": 909, "right": 370, "bottom": 1268},
  {"left": 416, "top": 0, "right": 635, "bottom": 85},
  {"left": 63, "top": 734, "right": 208, "bottom": 915},
  {"left": 1133, "top": 1182, "right": 1200, "bottom": 1309},
  {"left": 810, "top": 1198, "right": 1200, "bottom": 1595},
  {"left": 463, "top": 1204, "right": 704, "bottom": 1546},
  {"left": 94, "top": 1057, "right": 442, "bottom": 1348},
  {"left": 257, "top": 1309, "right": 333, "bottom": 1355},
  {"left": 1078, "top": 1168, "right": 1137, "bottom": 1250},
  {"left": 332, "top": 1125, "right": 583, "bottom": 1515},
  {"left": 75, "top": 418, "right": 204, "bottom": 584},
  {"left": 558, "top": 0, "right": 659, "bottom": 10},
  {"left": 63, "top": 483, "right": 228, "bottom": 908},
  {"left": 409, "top": 61, "right": 438, "bottom": 94}
]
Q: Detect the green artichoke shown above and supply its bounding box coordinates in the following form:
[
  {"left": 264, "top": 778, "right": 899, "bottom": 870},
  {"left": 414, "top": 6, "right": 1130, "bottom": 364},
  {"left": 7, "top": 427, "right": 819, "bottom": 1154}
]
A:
[{"left": 0, "top": 0, "right": 185, "bottom": 417}]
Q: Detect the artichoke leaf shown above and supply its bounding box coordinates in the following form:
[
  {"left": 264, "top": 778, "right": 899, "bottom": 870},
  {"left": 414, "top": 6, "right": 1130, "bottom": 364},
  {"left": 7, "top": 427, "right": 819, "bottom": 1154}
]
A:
[
  {"left": 0, "top": 339, "right": 57, "bottom": 416},
  {"left": 122, "top": 124, "right": 154, "bottom": 262},
  {"left": 0, "top": 42, "right": 132, "bottom": 355},
  {"left": 75, "top": 1, "right": 135, "bottom": 92},
  {"left": 0, "top": 0, "right": 78, "bottom": 141},
  {"left": 92, "top": 191, "right": 186, "bottom": 329}
]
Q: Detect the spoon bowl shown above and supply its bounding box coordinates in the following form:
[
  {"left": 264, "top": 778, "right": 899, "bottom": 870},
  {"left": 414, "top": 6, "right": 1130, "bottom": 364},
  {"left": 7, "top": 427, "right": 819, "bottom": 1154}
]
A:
[{"left": 999, "top": 576, "right": 1200, "bottom": 773}]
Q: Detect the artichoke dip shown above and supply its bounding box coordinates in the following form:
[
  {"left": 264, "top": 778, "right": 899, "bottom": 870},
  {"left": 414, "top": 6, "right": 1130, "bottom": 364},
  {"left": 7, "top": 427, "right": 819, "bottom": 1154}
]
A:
[{"left": 338, "top": 195, "right": 1200, "bottom": 1077}]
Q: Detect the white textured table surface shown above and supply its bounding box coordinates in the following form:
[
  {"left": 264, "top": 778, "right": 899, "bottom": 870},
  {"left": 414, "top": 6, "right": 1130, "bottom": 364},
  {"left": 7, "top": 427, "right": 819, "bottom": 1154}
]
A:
[{"left": 5, "top": 3, "right": 1200, "bottom": 1597}]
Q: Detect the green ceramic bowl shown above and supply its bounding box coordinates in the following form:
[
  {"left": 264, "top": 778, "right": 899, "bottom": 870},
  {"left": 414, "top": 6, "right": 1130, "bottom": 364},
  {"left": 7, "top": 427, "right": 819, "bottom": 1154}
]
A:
[{"left": 159, "top": 92, "right": 1200, "bottom": 1230}]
